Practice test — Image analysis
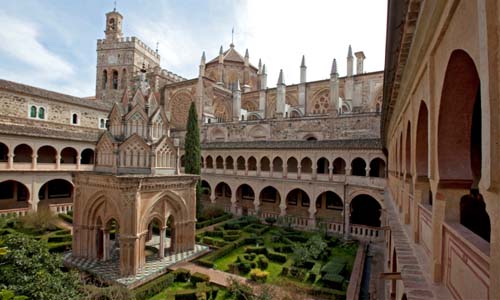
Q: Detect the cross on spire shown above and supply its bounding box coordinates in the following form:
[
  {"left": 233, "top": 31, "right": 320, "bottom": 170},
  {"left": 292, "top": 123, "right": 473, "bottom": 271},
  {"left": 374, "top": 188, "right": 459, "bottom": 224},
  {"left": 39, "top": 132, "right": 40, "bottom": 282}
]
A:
[
  {"left": 156, "top": 41, "right": 159, "bottom": 53},
  {"left": 113, "top": 0, "right": 117, "bottom": 11}
]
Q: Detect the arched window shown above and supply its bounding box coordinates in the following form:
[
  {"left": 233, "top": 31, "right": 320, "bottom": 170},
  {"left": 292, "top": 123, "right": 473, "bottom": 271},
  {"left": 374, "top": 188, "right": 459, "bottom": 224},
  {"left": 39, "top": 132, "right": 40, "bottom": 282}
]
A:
[
  {"left": 38, "top": 107, "right": 45, "bottom": 119},
  {"left": 71, "top": 113, "right": 79, "bottom": 125},
  {"left": 121, "top": 68, "right": 127, "bottom": 88},
  {"left": 112, "top": 70, "right": 118, "bottom": 89},
  {"left": 102, "top": 70, "right": 108, "bottom": 89},
  {"left": 30, "top": 106, "right": 37, "bottom": 118}
]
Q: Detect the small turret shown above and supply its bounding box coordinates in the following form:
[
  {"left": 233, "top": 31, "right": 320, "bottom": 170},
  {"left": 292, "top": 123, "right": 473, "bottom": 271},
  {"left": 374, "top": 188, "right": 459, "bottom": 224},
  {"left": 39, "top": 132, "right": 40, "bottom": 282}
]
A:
[
  {"left": 260, "top": 64, "right": 267, "bottom": 90},
  {"left": 330, "top": 58, "right": 338, "bottom": 77},
  {"left": 218, "top": 45, "right": 224, "bottom": 63},
  {"left": 276, "top": 69, "right": 286, "bottom": 117},
  {"left": 233, "top": 80, "right": 242, "bottom": 121},
  {"left": 105, "top": 10, "right": 123, "bottom": 40},
  {"left": 277, "top": 69, "right": 285, "bottom": 86},
  {"left": 258, "top": 59, "right": 262, "bottom": 74},
  {"left": 330, "top": 58, "right": 339, "bottom": 115},
  {"left": 300, "top": 55, "right": 307, "bottom": 83},
  {"left": 199, "top": 51, "right": 206, "bottom": 77},
  {"left": 244, "top": 49, "right": 249, "bottom": 67},
  {"left": 347, "top": 45, "right": 354, "bottom": 77},
  {"left": 355, "top": 51, "right": 365, "bottom": 74}
]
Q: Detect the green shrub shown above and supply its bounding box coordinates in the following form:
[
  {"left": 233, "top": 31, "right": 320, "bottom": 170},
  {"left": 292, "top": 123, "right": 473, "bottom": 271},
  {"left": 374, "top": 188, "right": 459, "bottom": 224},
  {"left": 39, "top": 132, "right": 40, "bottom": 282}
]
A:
[
  {"left": 190, "top": 272, "right": 210, "bottom": 286},
  {"left": 249, "top": 268, "right": 268, "bottom": 283},
  {"left": 47, "top": 234, "right": 72, "bottom": 243},
  {"left": 307, "top": 272, "right": 317, "bottom": 283},
  {"left": 320, "top": 259, "right": 347, "bottom": 276},
  {"left": 294, "top": 260, "right": 315, "bottom": 270},
  {"left": 196, "top": 213, "right": 233, "bottom": 229},
  {"left": 285, "top": 234, "right": 308, "bottom": 243},
  {"left": 205, "top": 230, "right": 223, "bottom": 238},
  {"left": 281, "top": 267, "right": 289, "bottom": 276},
  {"left": 321, "top": 273, "right": 345, "bottom": 290},
  {"left": 47, "top": 241, "right": 72, "bottom": 253},
  {"left": 133, "top": 273, "right": 175, "bottom": 300},
  {"left": 267, "top": 251, "right": 287, "bottom": 263},
  {"left": 225, "top": 230, "right": 240, "bottom": 235},
  {"left": 289, "top": 267, "right": 307, "bottom": 281},
  {"left": 224, "top": 234, "right": 240, "bottom": 241},
  {"left": 53, "top": 229, "right": 71, "bottom": 236},
  {"left": 58, "top": 213, "right": 73, "bottom": 224},
  {"left": 245, "top": 246, "right": 267, "bottom": 255},
  {"left": 257, "top": 255, "right": 269, "bottom": 269},
  {"left": 264, "top": 217, "right": 277, "bottom": 225},
  {"left": 274, "top": 245, "right": 293, "bottom": 253},
  {"left": 174, "top": 291, "right": 197, "bottom": 300},
  {"left": 173, "top": 268, "right": 191, "bottom": 282},
  {"left": 197, "top": 259, "right": 214, "bottom": 268},
  {"left": 237, "top": 262, "right": 252, "bottom": 274}
]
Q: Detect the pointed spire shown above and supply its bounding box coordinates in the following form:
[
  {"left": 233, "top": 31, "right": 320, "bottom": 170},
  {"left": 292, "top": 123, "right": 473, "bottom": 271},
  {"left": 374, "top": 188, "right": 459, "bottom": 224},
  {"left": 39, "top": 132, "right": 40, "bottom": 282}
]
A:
[
  {"left": 245, "top": 49, "right": 249, "bottom": 58},
  {"left": 301, "top": 55, "right": 306, "bottom": 68},
  {"left": 262, "top": 64, "right": 266, "bottom": 75},
  {"left": 277, "top": 69, "right": 285, "bottom": 85},
  {"left": 347, "top": 45, "right": 353, "bottom": 58},
  {"left": 219, "top": 45, "right": 223, "bottom": 55},
  {"left": 201, "top": 51, "right": 206, "bottom": 63},
  {"left": 236, "top": 79, "right": 241, "bottom": 92},
  {"left": 258, "top": 59, "right": 262, "bottom": 73},
  {"left": 331, "top": 58, "right": 338, "bottom": 75}
]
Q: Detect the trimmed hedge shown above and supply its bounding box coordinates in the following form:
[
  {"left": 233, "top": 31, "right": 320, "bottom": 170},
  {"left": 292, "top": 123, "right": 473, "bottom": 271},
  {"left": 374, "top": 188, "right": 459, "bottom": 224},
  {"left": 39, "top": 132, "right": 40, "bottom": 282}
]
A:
[
  {"left": 205, "top": 230, "right": 223, "bottom": 238},
  {"left": 274, "top": 245, "right": 293, "bottom": 253},
  {"left": 307, "top": 272, "right": 317, "bottom": 283},
  {"left": 58, "top": 213, "right": 73, "bottom": 224},
  {"left": 134, "top": 273, "right": 175, "bottom": 300},
  {"left": 196, "top": 213, "right": 232, "bottom": 229},
  {"left": 190, "top": 272, "right": 210, "bottom": 285},
  {"left": 47, "top": 234, "right": 72, "bottom": 243},
  {"left": 321, "top": 273, "right": 345, "bottom": 290},
  {"left": 48, "top": 241, "right": 72, "bottom": 253},
  {"left": 267, "top": 250, "right": 287, "bottom": 263},
  {"left": 244, "top": 246, "right": 267, "bottom": 255},
  {"left": 223, "top": 234, "right": 240, "bottom": 242},
  {"left": 257, "top": 255, "right": 269, "bottom": 269},
  {"left": 173, "top": 268, "right": 191, "bottom": 282},
  {"left": 202, "top": 237, "right": 229, "bottom": 248},
  {"left": 250, "top": 268, "right": 269, "bottom": 283}
]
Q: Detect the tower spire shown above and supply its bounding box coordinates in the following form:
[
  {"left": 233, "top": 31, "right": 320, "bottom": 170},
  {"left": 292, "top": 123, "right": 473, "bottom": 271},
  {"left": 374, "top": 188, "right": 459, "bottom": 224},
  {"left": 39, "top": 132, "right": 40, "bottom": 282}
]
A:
[
  {"left": 113, "top": 0, "right": 117, "bottom": 11},
  {"left": 230, "top": 27, "right": 235, "bottom": 48}
]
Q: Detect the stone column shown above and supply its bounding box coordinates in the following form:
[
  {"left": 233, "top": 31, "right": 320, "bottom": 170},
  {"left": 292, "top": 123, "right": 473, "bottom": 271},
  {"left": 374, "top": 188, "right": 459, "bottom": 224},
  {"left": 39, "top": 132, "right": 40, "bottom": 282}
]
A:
[
  {"left": 245, "top": 163, "right": 248, "bottom": 176},
  {"left": 31, "top": 154, "right": 37, "bottom": 170},
  {"left": 7, "top": 153, "right": 13, "bottom": 169},
  {"left": 346, "top": 167, "right": 352, "bottom": 176},
  {"left": 56, "top": 154, "right": 61, "bottom": 170},
  {"left": 210, "top": 188, "right": 216, "bottom": 203},
  {"left": 159, "top": 227, "right": 166, "bottom": 258},
  {"left": 103, "top": 229, "right": 110, "bottom": 260},
  {"left": 312, "top": 166, "right": 317, "bottom": 180},
  {"left": 308, "top": 205, "right": 316, "bottom": 229},
  {"left": 223, "top": 161, "right": 226, "bottom": 174},
  {"left": 77, "top": 155, "right": 81, "bottom": 170},
  {"left": 344, "top": 200, "right": 351, "bottom": 239},
  {"left": 297, "top": 166, "right": 302, "bottom": 179},
  {"left": 230, "top": 192, "right": 237, "bottom": 214},
  {"left": 328, "top": 166, "right": 333, "bottom": 181},
  {"left": 365, "top": 167, "right": 371, "bottom": 177},
  {"left": 256, "top": 161, "right": 261, "bottom": 176}
]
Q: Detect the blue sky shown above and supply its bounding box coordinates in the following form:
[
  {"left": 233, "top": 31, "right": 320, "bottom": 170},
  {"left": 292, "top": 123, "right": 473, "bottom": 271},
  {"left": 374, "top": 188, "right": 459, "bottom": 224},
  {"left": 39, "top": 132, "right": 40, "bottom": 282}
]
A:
[{"left": 0, "top": 0, "right": 387, "bottom": 97}]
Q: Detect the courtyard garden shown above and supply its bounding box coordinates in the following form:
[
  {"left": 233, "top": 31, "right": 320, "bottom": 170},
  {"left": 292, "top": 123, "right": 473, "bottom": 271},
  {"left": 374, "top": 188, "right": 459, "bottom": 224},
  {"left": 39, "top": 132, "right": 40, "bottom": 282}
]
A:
[{"left": 195, "top": 216, "right": 358, "bottom": 300}]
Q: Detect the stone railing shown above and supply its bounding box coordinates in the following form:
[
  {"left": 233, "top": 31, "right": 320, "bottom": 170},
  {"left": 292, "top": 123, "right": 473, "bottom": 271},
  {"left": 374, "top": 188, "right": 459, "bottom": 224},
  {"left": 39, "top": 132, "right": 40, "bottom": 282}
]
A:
[
  {"left": 0, "top": 207, "right": 30, "bottom": 218},
  {"left": 350, "top": 224, "right": 385, "bottom": 242},
  {"left": 202, "top": 168, "right": 386, "bottom": 189},
  {"left": 49, "top": 203, "right": 73, "bottom": 214},
  {"left": 5, "top": 162, "right": 95, "bottom": 171}
]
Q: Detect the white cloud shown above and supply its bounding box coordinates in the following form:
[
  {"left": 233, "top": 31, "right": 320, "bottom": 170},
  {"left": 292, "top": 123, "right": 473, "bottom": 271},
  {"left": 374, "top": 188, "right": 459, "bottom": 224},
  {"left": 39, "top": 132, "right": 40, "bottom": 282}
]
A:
[{"left": 0, "top": 12, "right": 74, "bottom": 79}]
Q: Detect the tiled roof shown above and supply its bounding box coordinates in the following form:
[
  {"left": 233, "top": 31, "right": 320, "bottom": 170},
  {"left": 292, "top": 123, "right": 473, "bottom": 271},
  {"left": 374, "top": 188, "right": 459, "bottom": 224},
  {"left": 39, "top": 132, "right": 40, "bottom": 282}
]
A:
[{"left": 201, "top": 139, "right": 383, "bottom": 150}]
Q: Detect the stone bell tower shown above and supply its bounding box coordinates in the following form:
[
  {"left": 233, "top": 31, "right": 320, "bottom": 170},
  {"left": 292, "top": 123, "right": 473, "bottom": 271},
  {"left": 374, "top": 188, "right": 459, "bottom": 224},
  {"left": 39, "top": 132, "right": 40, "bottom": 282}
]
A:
[{"left": 105, "top": 10, "right": 123, "bottom": 40}]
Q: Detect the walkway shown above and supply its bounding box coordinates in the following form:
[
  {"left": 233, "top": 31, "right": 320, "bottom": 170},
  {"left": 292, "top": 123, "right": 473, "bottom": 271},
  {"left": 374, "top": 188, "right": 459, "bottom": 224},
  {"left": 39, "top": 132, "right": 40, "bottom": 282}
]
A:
[{"left": 170, "top": 261, "right": 248, "bottom": 287}]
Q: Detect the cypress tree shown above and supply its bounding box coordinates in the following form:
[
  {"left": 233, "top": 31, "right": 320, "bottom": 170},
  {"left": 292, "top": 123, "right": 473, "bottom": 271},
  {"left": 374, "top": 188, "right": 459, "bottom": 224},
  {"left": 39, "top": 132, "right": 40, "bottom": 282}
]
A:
[{"left": 184, "top": 102, "right": 202, "bottom": 216}]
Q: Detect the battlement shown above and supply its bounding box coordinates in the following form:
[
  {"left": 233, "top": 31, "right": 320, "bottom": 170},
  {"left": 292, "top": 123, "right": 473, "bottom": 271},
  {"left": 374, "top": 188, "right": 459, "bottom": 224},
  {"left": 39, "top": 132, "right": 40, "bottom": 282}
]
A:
[
  {"left": 97, "top": 36, "right": 160, "bottom": 60},
  {"left": 160, "top": 69, "right": 186, "bottom": 82}
]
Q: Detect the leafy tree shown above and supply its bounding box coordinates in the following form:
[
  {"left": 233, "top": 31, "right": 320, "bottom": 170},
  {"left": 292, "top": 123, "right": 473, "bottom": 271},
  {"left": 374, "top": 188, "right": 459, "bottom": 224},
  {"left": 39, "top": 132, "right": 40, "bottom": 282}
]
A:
[
  {"left": 292, "top": 234, "right": 327, "bottom": 265},
  {"left": 184, "top": 102, "right": 202, "bottom": 217},
  {"left": 0, "top": 235, "right": 81, "bottom": 300},
  {"left": 0, "top": 289, "right": 28, "bottom": 300}
]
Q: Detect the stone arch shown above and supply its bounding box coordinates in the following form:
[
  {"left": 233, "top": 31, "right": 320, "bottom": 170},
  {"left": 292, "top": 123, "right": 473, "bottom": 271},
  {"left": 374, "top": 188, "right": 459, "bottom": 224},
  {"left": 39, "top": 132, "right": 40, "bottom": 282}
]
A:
[
  {"left": 304, "top": 134, "right": 318, "bottom": 141},
  {"left": 37, "top": 145, "right": 57, "bottom": 163},
  {"left": 215, "top": 156, "right": 224, "bottom": 169},
  {"left": 205, "top": 155, "right": 213, "bottom": 168},
  {"left": 214, "top": 101, "right": 230, "bottom": 122},
  {"left": 415, "top": 101, "right": 429, "bottom": 178},
  {"left": 248, "top": 125, "right": 268, "bottom": 140},
  {"left": 260, "top": 157, "right": 270, "bottom": 172},
  {"left": 242, "top": 99, "right": 258, "bottom": 112},
  {"left": 289, "top": 108, "right": 303, "bottom": 118},
  {"left": 81, "top": 148, "right": 95, "bottom": 164},
  {"left": 0, "top": 180, "right": 30, "bottom": 209},
  {"left": 13, "top": 144, "right": 32, "bottom": 163},
  {"left": 310, "top": 89, "right": 330, "bottom": 114},
  {"left": 438, "top": 49, "right": 481, "bottom": 184},
  {"left": 140, "top": 189, "right": 190, "bottom": 233},
  {"left": 259, "top": 186, "right": 281, "bottom": 213},
  {"left": 369, "top": 158, "right": 386, "bottom": 178},
  {"left": 333, "top": 157, "right": 346, "bottom": 174},
  {"left": 38, "top": 179, "right": 74, "bottom": 210},
  {"left": 247, "top": 112, "right": 263, "bottom": 121},
  {"left": 248, "top": 156, "right": 257, "bottom": 171},
  {"left": 286, "top": 188, "right": 310, "bottom": 208},
  {"left": 317, "top": 157, "right": 329, "bottom": 174},
  {"left": 236, "top": 156, "right": 245, "bottom": 170},
  {"left": 350, "top": 194, "right": 382, "bottom": 227},
  {"left": 351, "top": 157, "right": 367, "bottom": 176},
  {"left": 287, "top": 157, "right": 298, "bottom": 173},
  {"left": 405, "top": 121, "right": 411, "bottom": 175},
  {"left": 214, "top": 182, "right": 232, "bottom": 199},
  {"left": 236, "top": 184, "right": 255, "bottom": 202},
  {"left": 0, "top": 142, "right": 7, "bottom": 162},
  {"left": 60, "top": 147, "right": 78, "bottom": 164},
  {"left": 316, "top": 191, "right": 343, "bottom": 222},
  {"left": 201, "top": 180, "right": 211, "bottom": 198},
  {"left": 300, "top": 157, "right": 313, "bottom": 174},
  {"left": 225, "top": 156, "right": 234, "bottom": 170},
  {"left": 272, "top": 157, "right": 283, "bottom": 173},
  {"left": 169, "top": 90, "right": 193, "bottom": 130}
]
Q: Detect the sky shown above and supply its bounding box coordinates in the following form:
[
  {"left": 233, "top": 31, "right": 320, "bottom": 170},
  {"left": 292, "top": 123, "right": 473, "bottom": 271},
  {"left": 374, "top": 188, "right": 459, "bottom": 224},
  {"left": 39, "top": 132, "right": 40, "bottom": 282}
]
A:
[{"left": 0, "top": 0, "right": 387, "bottom": 97}]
